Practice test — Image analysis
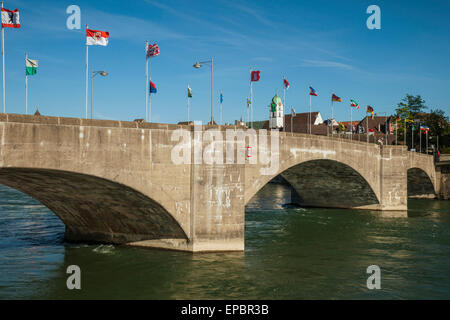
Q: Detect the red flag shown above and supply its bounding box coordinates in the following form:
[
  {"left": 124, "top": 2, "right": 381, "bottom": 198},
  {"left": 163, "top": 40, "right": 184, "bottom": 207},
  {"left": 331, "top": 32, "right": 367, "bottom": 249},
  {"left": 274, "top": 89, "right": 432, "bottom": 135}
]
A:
[
  {"left": 251, "top": 70, "right": 260, "bottom": 82},
  {"left": 283, "top": 78, "right": 290, "bottom": 89},
  {"left": 86, "top": 29, "right": 109, "bottom": 46}
]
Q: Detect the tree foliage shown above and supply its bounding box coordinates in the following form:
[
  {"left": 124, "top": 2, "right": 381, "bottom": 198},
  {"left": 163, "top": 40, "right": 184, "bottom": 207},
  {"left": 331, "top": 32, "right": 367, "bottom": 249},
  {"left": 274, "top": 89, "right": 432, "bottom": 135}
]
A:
[{"left": 394, "top": 94, "right": 449, "bottom": 152}]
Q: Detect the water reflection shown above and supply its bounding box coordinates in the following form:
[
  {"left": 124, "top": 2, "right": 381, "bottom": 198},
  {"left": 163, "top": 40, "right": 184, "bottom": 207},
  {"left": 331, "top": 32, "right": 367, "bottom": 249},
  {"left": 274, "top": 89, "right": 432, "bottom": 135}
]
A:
[{"left": 0, "top": 183, "right": 449, "bottom": 299}]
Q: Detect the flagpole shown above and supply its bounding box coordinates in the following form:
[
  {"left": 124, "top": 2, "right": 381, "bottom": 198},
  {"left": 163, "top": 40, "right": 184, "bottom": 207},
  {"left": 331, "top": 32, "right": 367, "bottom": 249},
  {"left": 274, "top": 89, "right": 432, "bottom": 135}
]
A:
[
  {"left": 411, "top": 124, "right": 414, "bottom": 151},
  {"left": 404, "top": 120, "right": 407, "bottom": 147},
  {"left": 148, "top": 58, "right": 152, "bottom": 123},
  {"left": 426, "top": 130, "right": 428, "bottom": 154},
  {"left": 330, "top": 92, "right": 333, "bottom": 137},
  {"left": 85, "top": 24, "right": 89, "bottom": 119},
  {"left": 187, "top": 84, "right": 190, "bottom": 122},
  {"left": 250, "top": 68, "right": 253, "bottom": 129},
  {"left": 246, "top": 97, "right": 249, "bottom": 127},
  {"left": 366, "top": 111, "right": 369, "bottom": 143},
  {"left": 283, "top": 77, "right": 286, "bottom": 111},
  {"left": 25, "top": 52, "right": 28, "bottom": 115},
  {"left": 220, "top": 90, "right": 223, "bottom": 125},
  {"left": 396, "top": 121, "right": 398, "bottom": 145},
  {"left": 309, "top": 90, "right": 311, "bottom": 135},
  {"left": 350, "top": 102, "right": 353, "bottom": 141},
  {"left": 420, "top": 125, "right": 422, "bottom": 153},
  {"left": 2, "top": 1, "right": 5, "bottom": 113},
  {"left": 145, "top": 40, "right": 148, "bottom": 122}
]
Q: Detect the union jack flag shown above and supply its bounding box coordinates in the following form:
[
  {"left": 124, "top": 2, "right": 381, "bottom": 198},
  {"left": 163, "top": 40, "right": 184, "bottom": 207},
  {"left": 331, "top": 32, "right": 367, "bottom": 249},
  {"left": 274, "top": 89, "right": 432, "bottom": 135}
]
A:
[{"left": 146, "top": 43, "right": 160, "bottom": 58}]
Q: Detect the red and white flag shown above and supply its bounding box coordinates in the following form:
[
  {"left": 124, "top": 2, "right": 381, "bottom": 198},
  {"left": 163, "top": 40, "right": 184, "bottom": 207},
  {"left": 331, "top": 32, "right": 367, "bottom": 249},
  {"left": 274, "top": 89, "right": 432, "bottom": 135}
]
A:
[
  {"left": 86, "top": 29, "right": 109, "bottom": 46},
  {"left": 283, "top": 78, "right": 290, "bottom": 89},
  {"left": 1, "top": 8, "right": 20, "bottom": 28},
  {"left": 251, "top": 70, "right": 260, "bottom": 82},
  {"left": 146, "top": 43, "right": 160, "bottom": 58}
]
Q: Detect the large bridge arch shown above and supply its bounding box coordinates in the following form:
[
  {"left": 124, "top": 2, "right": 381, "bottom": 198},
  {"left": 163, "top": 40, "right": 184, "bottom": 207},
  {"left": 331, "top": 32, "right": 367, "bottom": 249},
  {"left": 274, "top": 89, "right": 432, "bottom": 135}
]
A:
[
  {"left": 406, "top": 152, "right": 438, "bottom": 197},
  {"left": 407, "top": 167, "right": 436, "bottom": 198},
  {"left": 246, "top": 158, "right": 380, "bottom": 209},
  {"left": 245, "top": 133, "right": 383, "bottom": 209},
  {"left": 0, "top": 168, "right": 188, "bottom": 244}
]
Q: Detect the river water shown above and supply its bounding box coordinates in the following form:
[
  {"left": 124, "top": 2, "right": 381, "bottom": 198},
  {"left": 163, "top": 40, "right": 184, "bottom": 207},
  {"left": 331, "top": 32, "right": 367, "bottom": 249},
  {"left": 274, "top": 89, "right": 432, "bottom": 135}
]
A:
[{"left": 0, "top": 183, "right": 449, "bottom": 300}]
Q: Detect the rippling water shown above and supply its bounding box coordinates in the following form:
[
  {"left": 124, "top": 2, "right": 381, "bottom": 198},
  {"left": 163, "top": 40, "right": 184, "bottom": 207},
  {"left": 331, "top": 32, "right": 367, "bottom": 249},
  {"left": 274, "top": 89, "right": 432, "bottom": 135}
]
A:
[{"left": 0, "top": 183, "right": 449, "bottom": 299}]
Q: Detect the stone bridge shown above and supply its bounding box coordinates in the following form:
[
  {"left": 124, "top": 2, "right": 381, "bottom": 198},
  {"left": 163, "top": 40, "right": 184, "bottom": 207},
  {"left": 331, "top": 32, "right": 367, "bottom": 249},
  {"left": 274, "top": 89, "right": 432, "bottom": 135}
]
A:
[{"left": 0, "top": 114, "right": 439, "bottom": 252}]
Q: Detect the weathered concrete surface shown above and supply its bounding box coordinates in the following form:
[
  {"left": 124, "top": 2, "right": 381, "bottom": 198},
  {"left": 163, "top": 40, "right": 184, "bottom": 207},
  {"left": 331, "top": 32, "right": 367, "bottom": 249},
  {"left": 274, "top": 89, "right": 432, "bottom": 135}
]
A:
[
  {"left": 436, "top": 162, "right": 450, "bottom": 200},
  {"left": 0, "top": 114, "right": 438, "bottom": 252}
]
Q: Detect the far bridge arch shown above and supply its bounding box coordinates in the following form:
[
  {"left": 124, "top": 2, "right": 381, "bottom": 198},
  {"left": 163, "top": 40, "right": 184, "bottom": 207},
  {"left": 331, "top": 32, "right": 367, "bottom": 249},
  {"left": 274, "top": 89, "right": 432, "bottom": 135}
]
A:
[
  {"left": 0, "top": 168, "right": 188, "bottom": 244},
  {"left": 246, "top": 159, "right": 380, "bottom": 209},
  {"left": 407, "top": 167, "right": 436, "bottom": 198}
]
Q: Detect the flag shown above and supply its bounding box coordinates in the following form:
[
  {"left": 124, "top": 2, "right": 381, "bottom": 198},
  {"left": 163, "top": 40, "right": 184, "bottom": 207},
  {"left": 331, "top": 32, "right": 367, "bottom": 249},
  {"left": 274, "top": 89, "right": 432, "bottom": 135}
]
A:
[
  {"left": 86, "top": 29, "right": 109, "bottom": 46},
  {"left": 149, "top": 81, "right": 157, "bottom": 94},
  {"left": 25, "top": 58, "right": 38, "bottom": 76},
  {"left": 366, "top": 105, "right": 374, "bottom": 114},
  {"left": 250, "top": 70, "right": 260, "bottom": 82},
  {"left": 283, "top": 78, "right": 290, "bottom": 89},
  {"left": 291, "top": 107, "right": 296, "bottom": 117},
  {"left": 395, "top": 115, "right": 401, "bottom": 122},
  {"left": 146, "top": 43, "right": 160, "bottom": 58},
  {"left": 220, "top": 93, "right": 223, "bottom": 104},
  {"left": 405, "top": 118, "right": 414, "bottom": 123},
  {"left": 338, "top": 122, "right": 345, "bottom": 131},
  {"left": 247, "top": 98, "right": 251, "bottom": 108},
  {"left": 350, "top": 99, "right": 359, "bottom": 109},
  {"left": 420, "top": 125, "right": 430, "bottom": 132},
  {"left": 331, "top": 94, "right": 341, "bottom": 102},
  {"left": 1, "top": 8, "right": 20, "bottom": 28},
  {"left": 309, "top": 86, "right": 318, "bottom": 96},
  {"left": 187, "top": 86, "right": 192, "bottom": 98}
]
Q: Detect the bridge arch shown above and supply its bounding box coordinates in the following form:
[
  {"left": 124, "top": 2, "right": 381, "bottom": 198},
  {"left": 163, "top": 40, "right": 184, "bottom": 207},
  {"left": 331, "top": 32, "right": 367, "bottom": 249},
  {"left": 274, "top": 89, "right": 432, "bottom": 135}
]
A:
[
  {"left": 246, "top": 159, "right": 380, "bottom": 209},
  {"left": 0, "top": 167, "right": 188, "bottom": 244},
  {"left": 407, "top": 167, "right": 436, "bottom": 198}
]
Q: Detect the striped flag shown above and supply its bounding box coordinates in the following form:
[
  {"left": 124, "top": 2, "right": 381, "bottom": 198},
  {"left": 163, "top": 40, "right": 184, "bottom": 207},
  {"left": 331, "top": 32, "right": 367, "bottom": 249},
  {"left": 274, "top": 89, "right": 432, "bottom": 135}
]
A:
[
  {"left": 332, "top": 94, "right": 342, "bottom": 102},
  {"left": 309, "top": 86, "right": 318, "bottom": 96},
  {"left": 26, "top": 58, "right": 38, "bottom": 76},
  {"left": 86, "top": 29, "right": 109, "bottom": 46},
  {"left": 283, "top": 78, "right": 290, "bottom": 89},
  {"left": 420, "top": 125, "right": 430, "bottom": 132},
  {"left": 350, "top": 99, "right": 359, "bottom": 109}
]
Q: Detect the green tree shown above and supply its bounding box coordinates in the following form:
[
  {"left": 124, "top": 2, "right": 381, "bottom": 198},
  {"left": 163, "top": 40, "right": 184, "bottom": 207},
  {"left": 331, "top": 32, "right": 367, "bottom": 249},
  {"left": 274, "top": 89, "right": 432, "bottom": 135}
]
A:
[
  {"left": 395, "top": 94, "right": 427, "bottom": 119},
  {"left": 394, "top": 94, "right": 449, "bottom": 152}
]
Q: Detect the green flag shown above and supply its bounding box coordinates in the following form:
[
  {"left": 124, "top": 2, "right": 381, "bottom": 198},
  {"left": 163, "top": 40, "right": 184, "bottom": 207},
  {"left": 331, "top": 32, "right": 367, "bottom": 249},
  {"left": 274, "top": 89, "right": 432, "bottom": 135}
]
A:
[{"left": 26, "top": 58, "right": 38, "bottom": 76}]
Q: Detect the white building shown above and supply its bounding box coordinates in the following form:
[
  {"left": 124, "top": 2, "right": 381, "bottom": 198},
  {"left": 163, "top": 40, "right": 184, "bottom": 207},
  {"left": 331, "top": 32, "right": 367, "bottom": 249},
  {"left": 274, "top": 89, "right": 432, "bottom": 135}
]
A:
[{"left": 269, "top": 94, "right": 284, "bottom": 129}]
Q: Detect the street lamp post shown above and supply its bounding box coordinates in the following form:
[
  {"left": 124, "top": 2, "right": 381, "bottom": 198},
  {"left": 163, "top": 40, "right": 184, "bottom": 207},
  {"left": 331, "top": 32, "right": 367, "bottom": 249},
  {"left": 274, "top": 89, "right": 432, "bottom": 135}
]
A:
[
  {"left": 91, "top": 70, "right": 108, "bottom": 119},
  {"left": 193, "top": 58, "right": 214, "bottom": 125}
]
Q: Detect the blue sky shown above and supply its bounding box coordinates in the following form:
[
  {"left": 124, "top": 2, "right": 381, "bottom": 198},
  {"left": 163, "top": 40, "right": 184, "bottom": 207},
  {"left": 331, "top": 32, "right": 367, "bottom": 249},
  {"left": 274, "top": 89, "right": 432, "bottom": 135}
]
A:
[{"left": 2, "top": 0, "right": 450, "bottom": 124}]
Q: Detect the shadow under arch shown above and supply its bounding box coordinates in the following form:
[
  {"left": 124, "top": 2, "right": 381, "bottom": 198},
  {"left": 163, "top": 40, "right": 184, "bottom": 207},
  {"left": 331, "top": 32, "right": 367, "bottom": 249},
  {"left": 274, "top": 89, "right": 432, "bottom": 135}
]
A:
[
  {"left": 407, "top": 167, "right": 436, "bottom": 198},
  {"left": 249, "top": 159, "right": 380, "bottom": 209},
  {"left": 0, "top": 167, "right": 188, "bottom": 244}
]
